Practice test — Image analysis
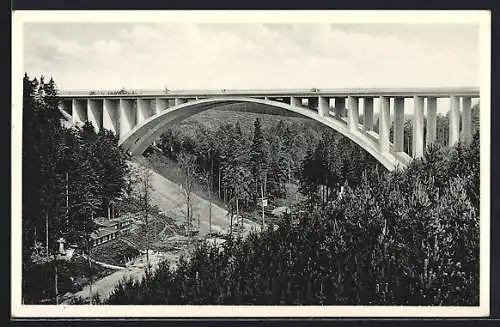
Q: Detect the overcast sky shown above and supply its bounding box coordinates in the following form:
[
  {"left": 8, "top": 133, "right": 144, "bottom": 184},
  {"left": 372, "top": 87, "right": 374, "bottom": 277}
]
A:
[{"left": 23, "top": 23, "right": 480, "bottom": 92}]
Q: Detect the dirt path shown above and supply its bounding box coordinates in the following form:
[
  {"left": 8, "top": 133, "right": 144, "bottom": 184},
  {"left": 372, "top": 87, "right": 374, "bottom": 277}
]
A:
[{"left": 65, "top": 251, "right": 182, "bottom": 303}]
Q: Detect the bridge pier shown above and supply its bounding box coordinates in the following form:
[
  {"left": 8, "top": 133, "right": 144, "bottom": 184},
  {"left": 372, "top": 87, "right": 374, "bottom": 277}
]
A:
[
  {"left": 290, "top": 96, "right": 301, "bottom": 107},
  {"left": 72, "top": 99, "right": 87, "bottom": 124},
  {"left": 379, "top": 96, "right": 390, "bottom": 152},
  {"left": 155, "top": 98, "right": 167, "bottom": 114},
  {"left": 426, "top": 97, "right": 437, "bottom": 146},
  {"left": 119, "top": 99, "right": 136, "bottom": 137},
  {"left": 363, "top": 98, "right": 374, "bottom": 131},
  {"left": 103, "top": 99, "right": 120, "bottom": 135},
  {"left": 87, "top": 99, "right": 103, "bottom": 132},
  {"left": 461, "top": 96, "right": 472, "bottom": 144},
  {"left": 449, "top": 95, "right": 460, "bottom": 146},
  {"left": 318, "top": 96, "right": 329, "bottom": 117},
  {"left": 334, "top": 97, "right": 346, "bottom": 118},
  {"left": 175, "top": 98, "right": 187, "bottom": 106},
  {"left": 137, "top": 99, "right": 155, "bottom": 124},
  {"left": 393, "top": 97, "right": 405, "bottom": 153},
  {"left": 413, "top": 96, "right": 425, "bottom": 158},
  {"left": 347, "top": 96, "right": 359, "bottom": 131}
]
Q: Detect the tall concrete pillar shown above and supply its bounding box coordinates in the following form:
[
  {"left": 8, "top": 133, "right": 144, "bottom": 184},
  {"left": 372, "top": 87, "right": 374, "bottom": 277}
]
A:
[
  {"left": 426, "top": 97, "right": 437, "bottom": 146},
  {"left": 137, "top": 99, "right": 155, "bottom": 124},
  {"left": 119, "top": 99, "right": 136, "bottom": 137},
  {"left": 318, "top": 96, "right": 329, "bottom": 117},
  {"left": 334, "top": 97, "right": 346, "bottom": 118},
  {"left": 461, "top": 96, "right": 472, "bottom": 144},
  {"left": 412, "top": 96, "right": 424, "bottom": 158},
  {"left": 449, "top": 95, "right": 460, "bottom": 146},
  {"left": 72, "top": 99, "right": 87, "bottom": 124},
  {"left": 379, "top": 96, "right": 390, "bottom": 152},
  {"left": 103, "top": 99, "right": 119, "bottom": 135},
  {"left": 393, "top": 97, "right": 405, "bottom": 152},
  {"left": 290, "top": 97, "right": 301, "bottom": 107},
  {"left": 87, "top": 99, "right": 103, "bottom": 132},
  {"left": 363, "top": 98, "right": 374, "bottom": 131},
  {"left": 471, "top": 97, "right": 479, "bottom": 136},
  {"left": 175, "top": 98, "right": 186, "bottom": 106},
  {"left": 347, "top": 96, "right": 359, "bottom": 131},
  {"left": 155, "top": 98, "right": 167, "bottom": 114}
]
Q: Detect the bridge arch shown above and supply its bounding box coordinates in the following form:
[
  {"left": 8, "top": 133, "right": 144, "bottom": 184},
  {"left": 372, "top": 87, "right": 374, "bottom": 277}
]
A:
[{"left": 118, "top": 97, "right": 411, "bottom": 171}]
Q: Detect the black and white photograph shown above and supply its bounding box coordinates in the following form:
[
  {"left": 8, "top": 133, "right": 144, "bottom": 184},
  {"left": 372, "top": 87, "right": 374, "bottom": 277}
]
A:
[{"left": 11, "top": 10, "right": 490, "bottom": 318}]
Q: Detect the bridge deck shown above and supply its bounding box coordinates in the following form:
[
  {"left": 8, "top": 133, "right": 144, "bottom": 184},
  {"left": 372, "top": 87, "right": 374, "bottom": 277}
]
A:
[{"left": 58, "top": 87, "right": 480, "bottom": 98}]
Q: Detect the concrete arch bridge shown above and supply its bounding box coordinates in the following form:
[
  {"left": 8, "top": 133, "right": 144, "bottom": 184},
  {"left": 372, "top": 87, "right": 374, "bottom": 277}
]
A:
[{"left": 58, "top": 87, "right": 479, "bottom": 171}]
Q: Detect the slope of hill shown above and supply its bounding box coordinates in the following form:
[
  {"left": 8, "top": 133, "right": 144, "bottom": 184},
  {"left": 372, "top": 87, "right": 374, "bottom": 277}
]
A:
[{"left": 131, "top": 157, "right": 232, "bottom": 236}]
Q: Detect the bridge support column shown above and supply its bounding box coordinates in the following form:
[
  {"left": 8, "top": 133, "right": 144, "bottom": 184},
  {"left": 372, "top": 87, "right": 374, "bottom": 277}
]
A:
[
  {"left": 103, "top": 99, "right": 119, "bottom": 135},
  {"left": 379, "top": 96, "right": 390, "bottom": 152},
  {"left": 318, "top": 96, "right": 329, "bottom": 117},
  {"left": 347, "top": 96, "right": 359, "bottom": 131},
  {"left": 72, "top": 99, "right": 87, "bottom": 124},
  {"left": 363, "top": 98, "right": 374, "bottom": 131},
  {"left": 155, "top": 98, "right": 167, "bottom": 114},
  {"left": 137, "top": 99, "right": 155, "bottom": 124},
  {"left": 426, "top": 97, "right": 437, "bottom": 146},
  {"left": 449, "top": 95, "right": 460, "bottom": 146},
  {"left": 175, "top": 98, "right": 186, "bottom": 106},
  {"left": 334, "top": 97, "right": 346, "bottom": 118},
  {"left": 413, "top": 96, "right": 424, "bottom": 158},
  {"left": 290, "top": 97, "right": 301, "bottom": 107},
  {"left": 393, "top": 97, "right": 405, "bottom": 152},
  {"left": 87, "top": 99, "right": 103, "bottom": 132},
  {"left": 119, "top": 99, "right": 136, "bottom": 137},
  {"left": 461, "top": 96, "right": 472, "bottom": 144},
  {"left": 471, "top": 97, "right": 479, "bottom": 136}
]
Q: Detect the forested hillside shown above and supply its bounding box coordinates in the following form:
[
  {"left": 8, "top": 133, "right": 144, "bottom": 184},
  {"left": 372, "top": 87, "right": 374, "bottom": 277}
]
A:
[
  {"left": 108, "top": 134, "right": 479, "bottom": 305},
  {"left": 20, "top": 73, "right": 480, "bottom": 306}
]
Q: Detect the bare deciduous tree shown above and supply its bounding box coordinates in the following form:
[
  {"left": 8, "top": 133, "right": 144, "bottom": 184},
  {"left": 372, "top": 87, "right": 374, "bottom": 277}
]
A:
[
  {"left": 130, "top": 164, "right": 154, "bottom": 274},
  {"left": 177, "top": 152, "right": 197, "bottom": 245}
]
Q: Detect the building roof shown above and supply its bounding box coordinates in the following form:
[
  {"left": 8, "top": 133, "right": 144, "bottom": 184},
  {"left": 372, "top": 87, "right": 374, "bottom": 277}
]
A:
[
  {"left": 94, "top": 216, "right": 131, "bottom": 228},
  {"left": 90, "top": 227, "right": 119, "bottom": 240}
]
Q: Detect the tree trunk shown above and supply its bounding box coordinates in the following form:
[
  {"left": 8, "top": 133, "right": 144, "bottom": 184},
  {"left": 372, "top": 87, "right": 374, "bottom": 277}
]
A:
[
  {"left": 54, "top": 262, "right": 58, "bottom": 304},
  {"left": 208, "top": 178, "right": 212, "bottom": 235},
  {"left": 45, "top": 212, "right": 49, "bottom": 258},
  {"left": 261, "top": 184, "right": 265, "bottom": 231},
  {"left": 218, "top": 167, "right": 221, "bottom": 198},
  {"left": 87, "top": 249, "right": 93, "bottom": 305}
]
